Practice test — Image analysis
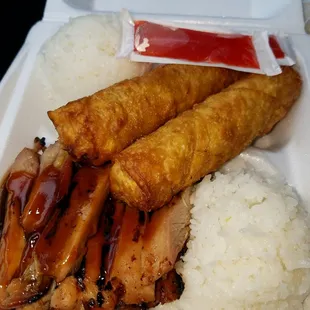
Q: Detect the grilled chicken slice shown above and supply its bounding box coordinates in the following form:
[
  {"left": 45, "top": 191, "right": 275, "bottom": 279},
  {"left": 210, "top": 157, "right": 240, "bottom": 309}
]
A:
[
  {"left": 103, "top": 200, "right": 126, "bottom": 283},
  {"left": 83, "top": 279, "right": 120, "bottom": 310},
  {"left": 117, "top": 270, "right": 184, "bottom": 309},
  {"left": 35, "top": 166, "right": 110, "bottom": 283},
  {"left": 82, "top": 214, "right": 115, "bottom": 308},
  {"left": 50, "top": 215, "right": 106, "bottom": 310},
  {"left": 19, "top": 143, "right": 72, "bottom": 276},
  {"left": 108, "top": 207, "right": 155, "bottom": 305},
  {"left": 8, "top": 148, "right": 39, "bottom": 178},
  {"left": 141, "top": 189, "right": 191, "bottom": 285},
  {"left": 0, "top": 148, "right": 39, "bottom": 304},
  {"left": 83, "top": 203, "right": 125, "bottom": 309},
  {"left": 85, "top": 216, "right": 106, "bottom": 283},
  {"left": 38, "top": 142, "right": 62, "bottom": 174},
  {"left": 21, "top": 142, "right": 72, "bottom": 235},
  {"left": 50, "top": 276, "right": 82, "bottom": 310},
  {"left": 154, "top": 269, "right": 184, "bottom": 306},
  {"left": 15, "top": 281, "right": 55, "bottom": 310},
  {"left": 16, "top": 283, "right": 54, "bottom": 310},
  {"left": 0, "top": 255, "right": 52, "bottom": 309},
  {"left": 51, "top": 276, "right": 118, "bottom": 310}
]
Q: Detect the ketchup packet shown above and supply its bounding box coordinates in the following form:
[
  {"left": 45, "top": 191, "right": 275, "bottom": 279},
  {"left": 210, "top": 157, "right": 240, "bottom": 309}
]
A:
[
  {"left": 118, "top": 10, "right": 294, "bottom": 76},
  {"left": 269, "top": 35, "right": 296, "bottom": 66}
]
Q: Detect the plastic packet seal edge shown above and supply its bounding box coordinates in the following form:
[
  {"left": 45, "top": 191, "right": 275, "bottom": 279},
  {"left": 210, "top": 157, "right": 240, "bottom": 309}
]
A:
[
  {"left": 117, "top": 9, "right": 135, "bottom": 58},
  {"left": 133, "top": 18, "right": 236, "bottom": 34},
  {"left": 276, "top": 35, "right": 296, "bottom": 66},
  {"left": 253, "top": 31, "right": 281, "bottom": 76}
]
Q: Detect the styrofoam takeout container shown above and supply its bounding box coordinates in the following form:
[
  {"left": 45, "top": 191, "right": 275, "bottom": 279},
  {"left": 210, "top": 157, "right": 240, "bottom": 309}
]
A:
[{"left": 0, "top": 0, "right": 310, "bottom": 207}]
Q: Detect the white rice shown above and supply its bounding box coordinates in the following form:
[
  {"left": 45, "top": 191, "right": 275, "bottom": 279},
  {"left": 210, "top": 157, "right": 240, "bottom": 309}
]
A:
[
  {"left": 35, "top": 14, "right": 151, "bottom": 109},
  {"left": 156, "top": 152, "right": 310, "bottom": 310}
]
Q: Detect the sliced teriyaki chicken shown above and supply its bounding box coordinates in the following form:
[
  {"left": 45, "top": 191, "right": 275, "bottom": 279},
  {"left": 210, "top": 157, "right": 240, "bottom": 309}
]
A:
[
  {"left": 21, "top": 142, "right": 72, "bottom": 235},
  {"left": 83, "top": 278, "right": 121, "bottom": 310},
  {"left": 5, "top": 166, "right": 109, "bottom": 309},
  {"left": 35, "top": 166, "right": 110, "bottom": 283},
  {"left": 84, "top": 214, "right": 106, "bottom": 284},
  {"left": 103, "top": 200, "right": 126, "bottom": 283},
  {"left": 20, "top": 143, "right": 72, "bottom": 276},
  {"left": 0, "top": 255, "right": 52, "bottom": 309},
  {"left": 108, "top": 206, "right": 155, "bottom": 305},
  {"left": 15, "top": 282, "right": 56, "bottom": 310},
  {"left": 51, "top": 276, "right": 119, "bottom": 310},
  {"left": 37, "top": 142, "right": 63, "bottom": 174},
  {"left": 0, "top": 144, "right": 73, "bottom": 308},
  {"left": 154, "top": 269, "right": 184, "bottom": 305},
  {"left": 117, "top": 270, "right": 184, "bottom": 309},
  {"left": 107, "top": 190, "right": 191, "bottom": 306},
  {"left": 82, "top": 210, "right": 121, "bottom": 310},
  {"left": 50, "top": 276, "right": 82, "bottom": 310},
  {"left": 51, "top": 206, "right": 120, "bottom": 310},
  {"left": 0, "top": 148, "right": 40, "bottom": 306},
  {"left": 141, "top": 189, "right": 192, "bottom": 285}
]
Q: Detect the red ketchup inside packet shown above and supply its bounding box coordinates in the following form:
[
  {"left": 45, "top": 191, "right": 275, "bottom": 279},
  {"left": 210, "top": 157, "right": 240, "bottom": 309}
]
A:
[
  {"left": 134, "top": 21, "right": 261, "bottom": 69},
  {"left": 134, "top": 21, "right": 289, "bottom": 69},
  {"left": 269, "top": 35, "right": 286, "bottom": 59},
  {"left": 118, "top": 10, "right": 295, "bottom": 76}
]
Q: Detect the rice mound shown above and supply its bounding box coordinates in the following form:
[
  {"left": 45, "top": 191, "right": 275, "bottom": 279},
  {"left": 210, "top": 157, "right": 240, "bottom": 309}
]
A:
[
  {"left": 156, "top": 156, "right": 310, "bottom": 310},
  {"left": 35, "top": 14, "right": 150, "bottom": 108}
]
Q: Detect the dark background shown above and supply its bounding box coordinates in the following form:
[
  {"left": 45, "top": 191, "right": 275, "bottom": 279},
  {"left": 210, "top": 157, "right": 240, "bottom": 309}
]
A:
[{"left": 0, "top": 0, "right": 47, "bottom": 81}]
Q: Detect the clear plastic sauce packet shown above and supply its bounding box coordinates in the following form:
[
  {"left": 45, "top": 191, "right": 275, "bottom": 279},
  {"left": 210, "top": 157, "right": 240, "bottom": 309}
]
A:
[{"left": 119, "top": 10, "right": 295, "bottom": 76}]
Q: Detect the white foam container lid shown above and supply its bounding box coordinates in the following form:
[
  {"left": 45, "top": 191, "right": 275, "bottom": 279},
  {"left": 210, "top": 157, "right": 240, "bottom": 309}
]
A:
[{"left": 1, "top": 0, "right": 310, "bottom": 207}]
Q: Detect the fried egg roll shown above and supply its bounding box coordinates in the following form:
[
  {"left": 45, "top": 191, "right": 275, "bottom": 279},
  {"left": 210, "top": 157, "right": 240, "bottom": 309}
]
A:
[
  {"left": 48, "top": 65, "right": 243, "bottom": 165},
  {"left": 110, "top": 67, "right": 302, "bottom": 211}
]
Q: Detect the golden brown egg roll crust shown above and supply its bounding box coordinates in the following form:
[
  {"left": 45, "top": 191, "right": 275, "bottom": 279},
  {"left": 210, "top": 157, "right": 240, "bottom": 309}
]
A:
[
  {"left": 48, "top": 65, "right": 244, "bottom": 165},
  {"left": 110, "top": 67, "right": 302, "bottom": 211}
]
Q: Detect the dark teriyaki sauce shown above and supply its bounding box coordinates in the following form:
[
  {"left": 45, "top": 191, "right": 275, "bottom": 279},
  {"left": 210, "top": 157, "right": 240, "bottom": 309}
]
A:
[
  {"left": 26, "top": 276, "right": 52, "bottom": 305},
  {"left": 39, "top": 167, "right": 77, "bottom": 241},
  {"left": 27, "top": 292, "right": 45, "bottom": 304},
  {"left": 96, "top": 244, "right": 109, "bottom": 290},
  {"left": 116, "top": 302, "right": 148, "bottom": 310},
  {"left": 132, "top": 211, "right": 147, "bottom": 243},
  {"left": 74, "top": 256, "right": 86, "bottom": 291},
  {"left": 19, "top": 232, "right": 40, "bottom": 275},
  {"left": 87, "top": 298, "right": 96, "bottom": 308},
  {"left": 98, "top": 200, "right": 125, "bottom": 287},
  {"left": 97, "top": 291, "right": 105, "bottom": 307}
]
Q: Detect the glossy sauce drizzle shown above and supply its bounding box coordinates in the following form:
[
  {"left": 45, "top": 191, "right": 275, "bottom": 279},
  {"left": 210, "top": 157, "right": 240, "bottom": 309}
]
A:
[
  {"left": 22, "top": 166, "right": 60, "bottom": 234},
  {"left": 0, "top": 172, "right": 35, "bottom": 287},
  {"left": 103, "top": 201, "right": 126, "bottom": 284},
  {"left": 19, "top": 232, "right": 40, "bottom": 275},
  {"left": 6, "top": 172, "right": 35, "bottom": 211}
]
